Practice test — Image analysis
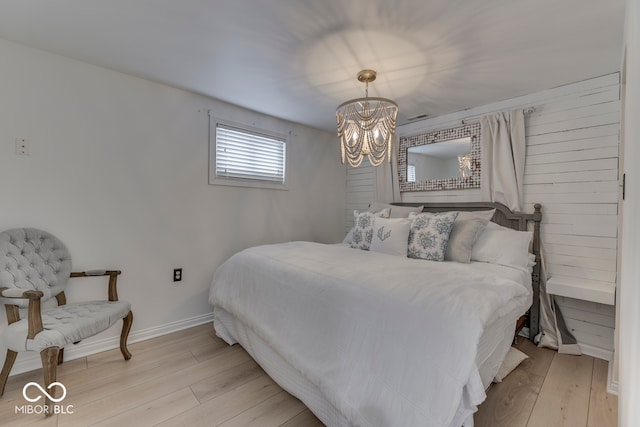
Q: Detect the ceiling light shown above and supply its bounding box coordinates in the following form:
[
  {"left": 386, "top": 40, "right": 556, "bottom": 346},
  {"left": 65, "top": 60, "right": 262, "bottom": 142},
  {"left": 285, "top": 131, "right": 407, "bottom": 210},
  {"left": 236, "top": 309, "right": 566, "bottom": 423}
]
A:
[{"left": 336, "top": 70, "right": 398, "bottom": 167}]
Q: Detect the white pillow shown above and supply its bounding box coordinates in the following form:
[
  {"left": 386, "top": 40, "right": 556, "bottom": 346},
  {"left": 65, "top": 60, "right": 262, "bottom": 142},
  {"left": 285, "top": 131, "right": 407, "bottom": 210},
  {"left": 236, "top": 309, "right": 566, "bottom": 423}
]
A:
[
  {"left": 494, "top": 347, "right": 528, "bottom": 382},
  {"left": 342, "top": 228, "right": 354, "bottom": 244},
  {"left": 471, "top": 224, "right": 533, "bottom": 270},
  {"left": 369, "top": 217, "right": 412, "bottom": 256},
  {"left": 485, "top": 221, "right": 509, "bottom": 231},
  {"left": 368, "top": 202, "right": 424, "bottom": 218},
  {"left": 486, "top": 221, "right": 537, "bottom": 264}
]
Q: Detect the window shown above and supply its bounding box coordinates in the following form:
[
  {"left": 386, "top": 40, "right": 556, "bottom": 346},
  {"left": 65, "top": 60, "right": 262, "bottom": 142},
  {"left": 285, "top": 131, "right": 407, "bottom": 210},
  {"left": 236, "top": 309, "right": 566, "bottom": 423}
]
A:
[
  {"left": 210, "top": 118, "right": 288, "bottom": 190},
  {"left": 407, "top": 164, "right": 416, "bottom": 182}
]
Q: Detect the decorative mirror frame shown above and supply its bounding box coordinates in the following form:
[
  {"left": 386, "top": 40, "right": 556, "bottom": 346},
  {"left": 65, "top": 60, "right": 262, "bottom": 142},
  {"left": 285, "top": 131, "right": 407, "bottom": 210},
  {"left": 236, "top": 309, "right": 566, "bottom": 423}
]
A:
[{"left": 399, "top": 122, "right": 481, "bottom": 192}]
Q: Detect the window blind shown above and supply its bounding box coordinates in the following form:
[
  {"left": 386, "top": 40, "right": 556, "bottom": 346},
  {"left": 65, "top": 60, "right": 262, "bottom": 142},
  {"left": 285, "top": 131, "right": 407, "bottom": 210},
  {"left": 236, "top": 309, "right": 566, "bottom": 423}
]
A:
[
  {"left": 215, "top": 124, "right": 286, "bottom": 184},
  {"left": 407, "top": 164, "right": 416, "bottom": 182}
]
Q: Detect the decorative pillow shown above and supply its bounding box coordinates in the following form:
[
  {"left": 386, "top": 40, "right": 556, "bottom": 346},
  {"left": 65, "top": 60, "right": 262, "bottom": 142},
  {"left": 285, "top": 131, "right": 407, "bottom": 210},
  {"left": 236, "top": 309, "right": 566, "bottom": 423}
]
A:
[
  {"left": 485, "top": 221, "right": 507, "bottom": 231},
  {"left": 445, "top": 210, "right": 495, "bottom": 263},
  {"left": 343, "top": 208, "right": 390, "bottom": 244},
  {"left": 369, "top": 217, "right": 412, "bottom": 256},
  {"left": 493, "top": 347, "right": 528, "bottom": 383},
  {"left": 471, "top": 224, "right": 533, "bottom": 270},
  {"left": 368, "top": 202, "right": 424, "bottom": 218},
  {"left": 470, "top": 209, "right": 496, "bottom": 223},
  {"left": 351, "top": 208, "right": 391, "bottom": 250},
  {"left": 407, "top": 211, "right": 459, "bottom": 261}
]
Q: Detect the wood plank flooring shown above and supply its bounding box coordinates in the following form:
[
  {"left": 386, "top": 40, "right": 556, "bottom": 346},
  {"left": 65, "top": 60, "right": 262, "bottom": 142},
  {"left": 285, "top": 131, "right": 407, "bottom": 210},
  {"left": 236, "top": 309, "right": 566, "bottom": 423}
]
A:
[
  {"left": 475, "top": 339, "right": 617, "bottom": 427},
  {"left": 0, "top": 324, "right": 617, "bottom": 426}
]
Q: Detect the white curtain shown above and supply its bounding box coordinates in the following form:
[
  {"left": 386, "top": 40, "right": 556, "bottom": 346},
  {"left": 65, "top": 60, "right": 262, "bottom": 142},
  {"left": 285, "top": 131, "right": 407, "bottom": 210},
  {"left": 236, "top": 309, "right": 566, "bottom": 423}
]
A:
[
  {"left": 481, "top": 109, "right": 580, "bottom": 355},
  {"left": 374, "top": 134, "right": 401, "bottom": 202},
  {"left": 480, "top": 110, "right": 526, "bottom": 211},
  {"left": 533, "top": 229, "right": 582, "bottom": 355}
]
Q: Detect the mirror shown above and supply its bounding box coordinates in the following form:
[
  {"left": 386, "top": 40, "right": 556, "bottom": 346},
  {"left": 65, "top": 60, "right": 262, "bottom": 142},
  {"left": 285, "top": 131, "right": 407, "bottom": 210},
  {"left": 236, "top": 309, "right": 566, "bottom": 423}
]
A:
[
  {"left": 407, "top": 137, "right": 471, "bottom": 181},
  {"left": 398, "top": 123, "right": 481, "bottom": 192}
]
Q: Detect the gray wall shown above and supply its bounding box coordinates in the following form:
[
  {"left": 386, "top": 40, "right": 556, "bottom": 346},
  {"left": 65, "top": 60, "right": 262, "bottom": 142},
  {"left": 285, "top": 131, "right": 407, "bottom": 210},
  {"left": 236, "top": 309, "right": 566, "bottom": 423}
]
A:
[{"left": 0, "top": 38, "right": 346, "bottom": 374}]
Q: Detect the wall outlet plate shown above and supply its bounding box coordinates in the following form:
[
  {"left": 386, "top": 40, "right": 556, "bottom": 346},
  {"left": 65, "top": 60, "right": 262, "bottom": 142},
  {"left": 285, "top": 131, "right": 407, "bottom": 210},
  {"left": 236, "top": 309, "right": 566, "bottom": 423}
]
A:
[
  {"left": 15, "top": 138, "right": 30, "bottom": 155},
  {"left": 173, "top": 268, "right": 182, "bottom": 282}
]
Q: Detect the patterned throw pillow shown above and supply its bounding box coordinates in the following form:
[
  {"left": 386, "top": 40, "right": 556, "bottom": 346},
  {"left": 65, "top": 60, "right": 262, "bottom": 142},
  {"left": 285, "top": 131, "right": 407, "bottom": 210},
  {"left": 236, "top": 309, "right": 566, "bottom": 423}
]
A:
[
  {"left": 407, "top": 211, "right": 459, "bottom": 261},
  {"left": 351, "top": 208, "right": 391, "bottom": 250}
]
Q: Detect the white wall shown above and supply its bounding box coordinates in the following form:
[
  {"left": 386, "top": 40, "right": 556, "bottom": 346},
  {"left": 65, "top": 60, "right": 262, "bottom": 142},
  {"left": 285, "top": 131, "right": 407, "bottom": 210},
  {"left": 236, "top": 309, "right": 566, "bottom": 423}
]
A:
[
  {"left": 346, "top": 73, "right": 620, "bottom": 359},
  {"left": 618, "top": 0, "right": 640, "bottom": 422},
  {"left": 0, "top": 38, "right": 346, "bottom": 373}
]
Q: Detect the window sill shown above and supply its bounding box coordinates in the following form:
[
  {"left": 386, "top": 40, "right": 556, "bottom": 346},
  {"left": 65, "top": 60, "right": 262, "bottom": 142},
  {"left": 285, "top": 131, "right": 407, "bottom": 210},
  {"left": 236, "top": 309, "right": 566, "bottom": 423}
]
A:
[
  {"left": 209, "top": 177, "right": 289, "bottom": 191},
  {"left": 547, "top": 276, "right": 615, "bottom": 305}
]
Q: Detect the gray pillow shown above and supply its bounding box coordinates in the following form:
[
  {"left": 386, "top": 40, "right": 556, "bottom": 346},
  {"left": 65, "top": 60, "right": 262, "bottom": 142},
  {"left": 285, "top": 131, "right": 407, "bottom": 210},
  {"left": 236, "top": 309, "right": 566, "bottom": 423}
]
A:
[
  {"left": 368, "top": 202, "right": 424, "bottom": 218},
  {"left": 445, "top": 210, "right": 495, "bottom": 263}
]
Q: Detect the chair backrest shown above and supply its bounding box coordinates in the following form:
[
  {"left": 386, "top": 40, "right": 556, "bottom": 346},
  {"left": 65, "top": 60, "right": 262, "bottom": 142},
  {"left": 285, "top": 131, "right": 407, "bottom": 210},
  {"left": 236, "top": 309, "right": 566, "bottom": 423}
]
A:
[{"left": 0, "top": 228, "right": 72, "bottom": 308}]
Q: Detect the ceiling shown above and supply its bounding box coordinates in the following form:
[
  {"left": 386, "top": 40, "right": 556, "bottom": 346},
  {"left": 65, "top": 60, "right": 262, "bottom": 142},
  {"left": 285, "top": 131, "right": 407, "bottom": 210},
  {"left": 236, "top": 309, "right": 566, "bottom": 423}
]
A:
[{"left": 0, "top": 0, "right": 626, "bottom": 132}]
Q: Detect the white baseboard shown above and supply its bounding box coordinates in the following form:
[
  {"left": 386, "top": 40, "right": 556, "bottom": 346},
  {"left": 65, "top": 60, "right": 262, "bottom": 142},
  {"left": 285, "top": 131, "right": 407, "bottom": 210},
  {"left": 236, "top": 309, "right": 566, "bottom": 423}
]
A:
[
  {"left": 578, "top": 342, "right": 614, "bottom": 362},
  {"left": 578, "top": 343, "right": 618, "bottom": 395},
  {"left": 10, "top": 312, "right": 214, "bottom": 377},
  {"left": 607, "top": 350, "right": 619, "bottom": 395},
  {"left": 517, "top": 328, "right": 614, "bottom": 360},
  {"left": 519, "top": 329, "right": 617, "bottom": 393}
]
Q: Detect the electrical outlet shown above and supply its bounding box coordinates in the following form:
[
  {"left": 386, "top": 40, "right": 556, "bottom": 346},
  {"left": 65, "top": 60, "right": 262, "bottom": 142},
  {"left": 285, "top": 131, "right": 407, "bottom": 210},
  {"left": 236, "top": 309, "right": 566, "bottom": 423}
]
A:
[
  {"left": 173, "top": 268, "right": 182, "bottom": 282},
  {"left": 15, "top": 138, "right": 30, "bottom": 155}
]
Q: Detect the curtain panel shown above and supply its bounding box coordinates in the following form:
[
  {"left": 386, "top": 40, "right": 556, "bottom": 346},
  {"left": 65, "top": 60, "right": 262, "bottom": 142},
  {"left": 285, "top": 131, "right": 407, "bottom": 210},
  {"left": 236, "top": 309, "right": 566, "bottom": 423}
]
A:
[
  {"left": 374, "top": 134, "right": 401, "bottom": 203},
  {"left": 480, "top": 110, "right": 526, "bottom": 211},
  {"left": 481, "top": 109, "right": 580, "bottom": 355}
]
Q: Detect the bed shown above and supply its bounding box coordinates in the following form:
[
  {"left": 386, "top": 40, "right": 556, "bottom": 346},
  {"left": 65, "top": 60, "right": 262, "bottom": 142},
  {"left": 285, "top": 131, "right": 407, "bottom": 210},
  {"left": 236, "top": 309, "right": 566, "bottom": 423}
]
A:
[{"left": 209, "top": 202, "right": 542, "bottom": 427}]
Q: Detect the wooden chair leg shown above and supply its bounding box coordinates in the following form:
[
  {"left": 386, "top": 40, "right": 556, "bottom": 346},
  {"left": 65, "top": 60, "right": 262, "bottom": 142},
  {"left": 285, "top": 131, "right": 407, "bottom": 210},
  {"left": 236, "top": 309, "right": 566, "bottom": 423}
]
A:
[
  {"left": 120, "top": 311, "right": 133, "bottom": 361},
  {"left": 40, "top": 347, "right": 60, "bottom": 417},
  {"left": 57, "top": 348, "right": 64, "bottom": 365},
  {"left": 0, "top": 350, "right": 18, "bottom": 397}
]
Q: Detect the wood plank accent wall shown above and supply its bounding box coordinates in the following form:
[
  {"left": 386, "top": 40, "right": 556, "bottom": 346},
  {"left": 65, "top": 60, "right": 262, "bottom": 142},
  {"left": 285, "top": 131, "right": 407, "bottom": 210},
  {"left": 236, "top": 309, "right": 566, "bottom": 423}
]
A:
[
  {"left": 345, "top": 164, "right": 375, "bottom": 232},
  {"left": 523, "top": 75, "right": 619, "bottom": 358},
  {"left": 345, "top": 73, "right": 620, "bottom": 358}
]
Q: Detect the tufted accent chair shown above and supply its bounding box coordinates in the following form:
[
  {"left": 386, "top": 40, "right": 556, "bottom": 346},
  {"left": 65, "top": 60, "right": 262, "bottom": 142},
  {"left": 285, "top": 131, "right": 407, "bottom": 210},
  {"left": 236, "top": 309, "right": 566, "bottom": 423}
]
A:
[{"left": 0, "top": 228, "right": 132, "bottom": 414}]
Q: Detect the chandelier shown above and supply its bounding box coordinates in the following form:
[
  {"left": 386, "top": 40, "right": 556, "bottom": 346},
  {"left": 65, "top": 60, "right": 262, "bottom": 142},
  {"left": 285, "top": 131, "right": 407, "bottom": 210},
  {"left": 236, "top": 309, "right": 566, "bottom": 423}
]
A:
[{"left": 336, "top": 69, "right": 398, "bottom": 167}]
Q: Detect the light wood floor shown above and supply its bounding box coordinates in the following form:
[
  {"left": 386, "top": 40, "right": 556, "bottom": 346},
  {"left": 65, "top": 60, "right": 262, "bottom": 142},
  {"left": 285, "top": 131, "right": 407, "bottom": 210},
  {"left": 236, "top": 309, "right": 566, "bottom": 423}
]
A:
[{"left": 0, "top": 324, "right": 617, "bottom": 427}]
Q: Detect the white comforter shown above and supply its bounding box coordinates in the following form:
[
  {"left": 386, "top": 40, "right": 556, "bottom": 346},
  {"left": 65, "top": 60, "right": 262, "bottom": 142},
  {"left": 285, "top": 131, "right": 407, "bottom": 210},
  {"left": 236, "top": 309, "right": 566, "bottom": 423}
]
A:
[{"left": 209, "top": 242, "right": 531, "bottom": 427}]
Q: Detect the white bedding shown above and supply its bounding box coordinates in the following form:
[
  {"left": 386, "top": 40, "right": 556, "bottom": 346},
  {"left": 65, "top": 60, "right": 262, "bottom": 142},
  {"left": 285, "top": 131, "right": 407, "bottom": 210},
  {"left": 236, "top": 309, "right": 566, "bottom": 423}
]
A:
[{"left": 209, "top": 241, "right": 532, "bottom": 427}]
